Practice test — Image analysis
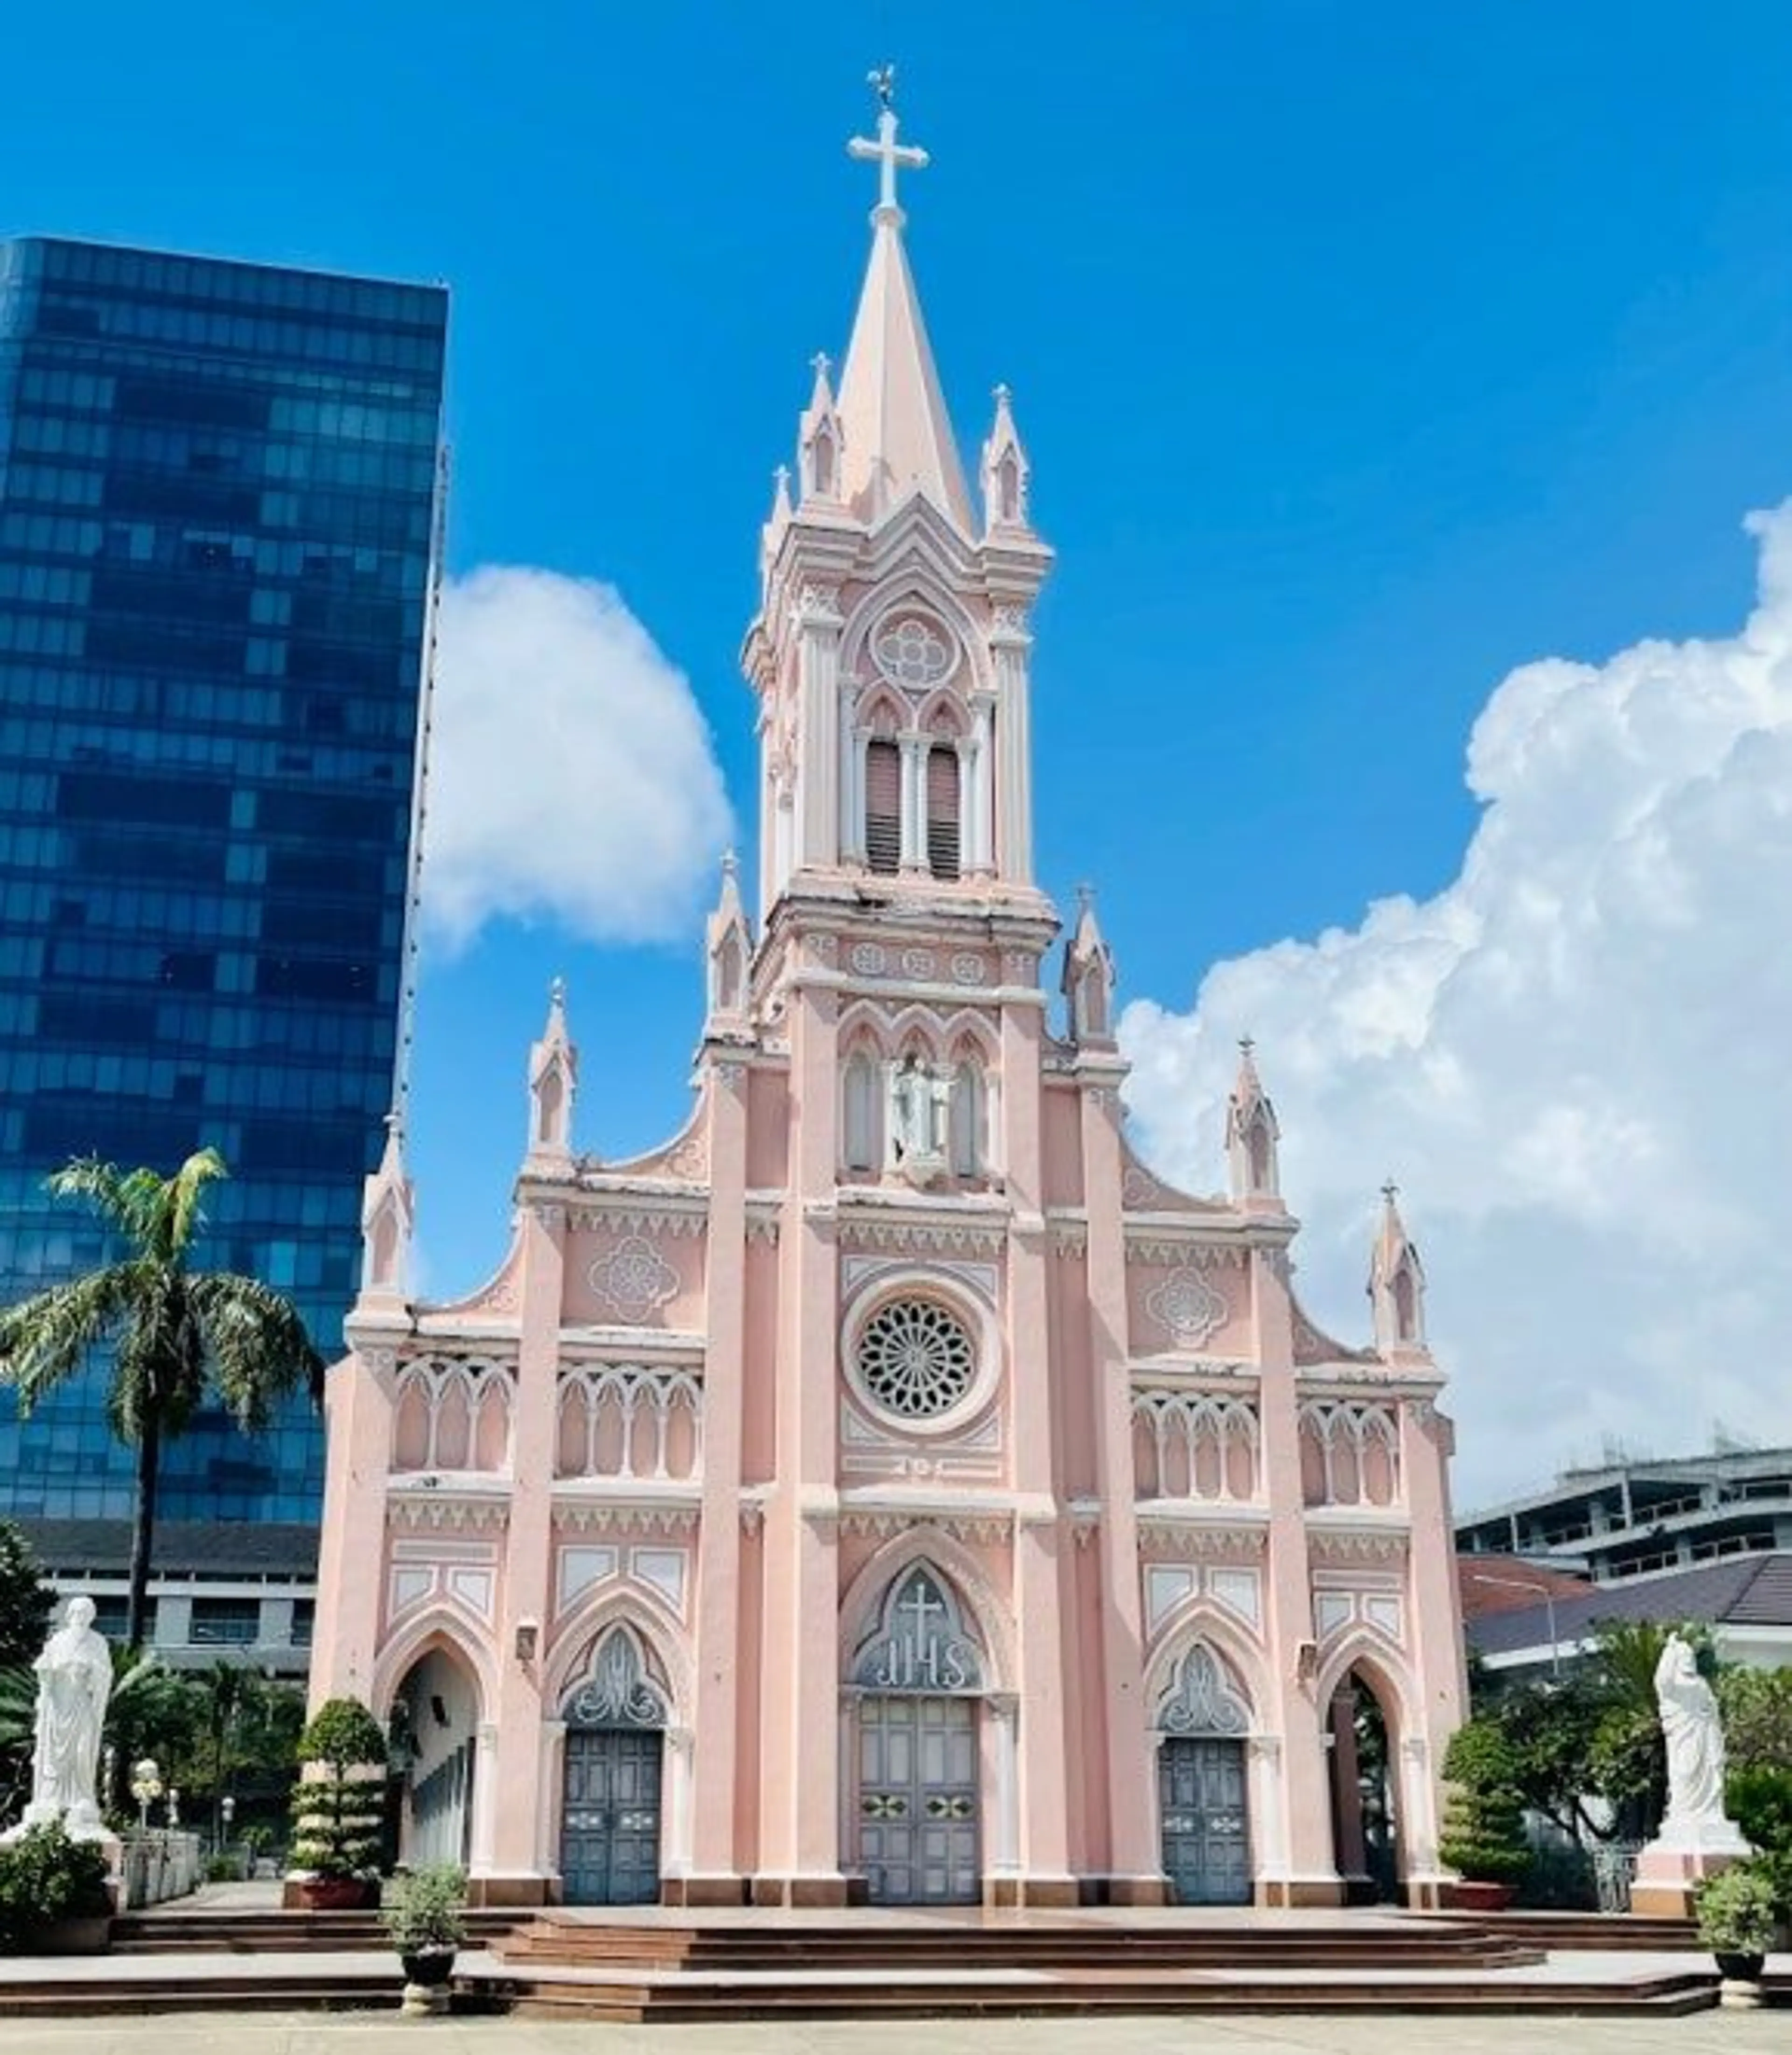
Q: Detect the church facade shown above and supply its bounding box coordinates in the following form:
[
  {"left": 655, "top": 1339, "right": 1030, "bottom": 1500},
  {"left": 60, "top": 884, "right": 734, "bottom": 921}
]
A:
[{"left": 309, "top": 91, "right": 1467, "bottom": 1911}]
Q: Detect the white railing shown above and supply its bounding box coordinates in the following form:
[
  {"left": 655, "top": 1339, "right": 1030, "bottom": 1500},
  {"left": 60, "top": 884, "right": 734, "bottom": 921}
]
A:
[{"left": 119, "top": 1829, "right": 203, "bottom": 1908}]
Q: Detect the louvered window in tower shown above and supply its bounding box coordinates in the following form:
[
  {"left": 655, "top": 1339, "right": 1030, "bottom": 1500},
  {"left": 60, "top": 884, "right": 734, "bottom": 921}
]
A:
[
  {"left": 865, "top": 739, "right": 901, "bottom": 875},
  {"left": 926, "top": 744, "right": 960, "bottom": 880}
]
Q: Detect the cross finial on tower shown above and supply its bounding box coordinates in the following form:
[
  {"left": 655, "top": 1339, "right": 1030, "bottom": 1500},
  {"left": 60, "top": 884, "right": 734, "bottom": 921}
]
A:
[
  {"left": 848, "top": 68, "right": 929, "bottom": 222},
  {"left": 1382, "top": 1177, "right": 1400, "bottom": 1206},
  {"left": 1239, "top": 1034, "right": 1255, "bottom": 1058},
  {"left": 810, "top": 351, "right": 831, "bottom": 384},
  {"left": 1075, "top": 881, "right": 1094, "bottom": 914}
]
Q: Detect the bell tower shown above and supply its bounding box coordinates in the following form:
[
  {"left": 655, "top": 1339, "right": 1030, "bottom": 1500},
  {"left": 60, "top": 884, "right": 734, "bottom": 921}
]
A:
[{"left": 741, "top": 71, "right": 1054, "bottom": 942}]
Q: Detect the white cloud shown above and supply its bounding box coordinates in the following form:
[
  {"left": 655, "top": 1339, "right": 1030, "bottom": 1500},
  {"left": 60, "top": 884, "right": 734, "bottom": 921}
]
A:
[
  {"left": 1121, "top": 503, "right": 1792, "bottom": 1508},
  {"left": 420, "top": 567, "right": 732, "bottom": 951}
]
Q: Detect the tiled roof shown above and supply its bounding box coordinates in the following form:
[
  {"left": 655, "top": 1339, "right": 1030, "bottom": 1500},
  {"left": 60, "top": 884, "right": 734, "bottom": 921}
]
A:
[
  {"left": 1467, "top": 1551, "right": 1792, "bottom": 1657},
  {"left": 18, "top": 1517, "right": 318, "bottom": 1578},
  {"left": 1458, "top": 1554, "right": 1592, "bottom": 1621}
]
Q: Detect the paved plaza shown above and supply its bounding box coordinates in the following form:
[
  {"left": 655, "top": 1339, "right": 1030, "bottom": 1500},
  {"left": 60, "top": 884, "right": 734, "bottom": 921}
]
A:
[{"left": 2, "top": 2010, "right": 1789, "bottom": 2055}]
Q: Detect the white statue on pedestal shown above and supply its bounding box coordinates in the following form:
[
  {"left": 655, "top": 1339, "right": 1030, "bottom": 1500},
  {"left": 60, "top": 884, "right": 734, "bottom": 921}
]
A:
[
  {"left": 17, "top": 1596, "right": 113, "bottom": 1839},
  {"left": 1651, "top": 1632, "right": 1747, "bottom": 1852}
]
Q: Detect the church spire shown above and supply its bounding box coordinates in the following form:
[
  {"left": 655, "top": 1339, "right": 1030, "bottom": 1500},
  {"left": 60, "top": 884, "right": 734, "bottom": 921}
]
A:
[
  {"left": 358, "top": 1113, "right": 413, "bottom": 1307},
  {"left": 1062, "top": 884, "right": 1116, "bottom": 1047},
  {"left": 525, "top": 977, "right": 577, "bottom": 1167},
  {"left": 834, "top": 67, "right": 973, "bottom": 532},
  {"left": 980, "top": 384, "right": 1032, "bottom": 536}
]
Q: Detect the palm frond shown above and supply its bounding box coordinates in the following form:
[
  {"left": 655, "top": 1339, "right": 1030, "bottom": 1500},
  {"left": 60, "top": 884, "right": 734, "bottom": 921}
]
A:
[
  {"left": 42, "top": 1156, "right": 133, "bottom": 1230},
  {"left": 0, "top": 1662, "right": 35, "bottom": 1751},
  {"left": 0, "top": 1264, "right": 150, "bottom": 1415},
  {"left": 165, "top": 1149, "right": 229, "bottom": 1265},
  {"left": 189, "top": 1272, "right": 325, "bottom": 1426}
]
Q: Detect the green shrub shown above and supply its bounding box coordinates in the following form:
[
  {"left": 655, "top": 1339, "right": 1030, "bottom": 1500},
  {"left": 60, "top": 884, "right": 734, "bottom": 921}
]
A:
[
  {"left": 1694, "top": 1859, "right": 1779, "bottom": 1958},
  {"left": 380, "top": 1863, "right": 468, "bottom": 1955},
  {"left": 0, "top": 1823, "right": 112, "bottom": 1953}
]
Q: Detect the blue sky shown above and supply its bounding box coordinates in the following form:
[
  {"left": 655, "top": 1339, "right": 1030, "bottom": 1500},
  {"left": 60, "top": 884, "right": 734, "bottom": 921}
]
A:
[{"left": 7, "top": 3, "right": 1792, "bottom": 1496}]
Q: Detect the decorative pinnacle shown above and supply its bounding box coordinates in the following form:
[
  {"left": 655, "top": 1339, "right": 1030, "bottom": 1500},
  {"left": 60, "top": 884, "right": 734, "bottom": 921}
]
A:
[
  {"left": 1075, "top": 881, "right": 1094, "bottom": 916},
  {"left": 868, "top": 62, "right": 896, "bottom": 110},
  {"left": 550, "top": 975, "right": 566, "bottom": 1011},
  {"left": 809, "top": 350, "right": 832, "bottom": 386},
  {"left": 721, "top": 848, "right": 738, "bottom": 881},
  {"left": 993, "top": 381, "right": 1012, "bottom": 408},
  {"left": 1381, "top": 1178, "right": 1400, "bottom": 1206},
  {"left": 1239, "top": 1034, "right": 1255, "bottom": 1058}
]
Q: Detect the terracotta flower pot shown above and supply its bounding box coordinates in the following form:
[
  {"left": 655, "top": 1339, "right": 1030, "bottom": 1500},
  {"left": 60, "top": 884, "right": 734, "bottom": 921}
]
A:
[
  {"left": 298, "top": 1875, "right": 374, "bottom": 1912},
  {"left": 1444, "top": 1879, "right": 1517, "bottom": 1913}
]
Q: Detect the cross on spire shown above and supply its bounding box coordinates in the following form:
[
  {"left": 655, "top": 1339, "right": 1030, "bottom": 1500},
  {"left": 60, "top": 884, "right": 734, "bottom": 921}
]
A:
[{"left": 848, "top": 65, "right": 929, "bottom": 221}]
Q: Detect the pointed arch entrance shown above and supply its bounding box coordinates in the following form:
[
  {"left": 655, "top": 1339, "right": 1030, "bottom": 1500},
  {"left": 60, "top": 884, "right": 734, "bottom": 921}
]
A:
[
  {"left": 1154, "top": 1639, "right": 1253, "bottom": 1906},
  {"left": 558, "top": 1625, "right": 670, "bottom": 1906},
  {"left": 387, "top": 1638, "right": 484, "bottom": 1872},
  {"left": 1326, "top": 1659, "right": 1403, "bottom": 1904},
  {"left": 847, "top": 1562, "right": 988, "bottom": 1905}
]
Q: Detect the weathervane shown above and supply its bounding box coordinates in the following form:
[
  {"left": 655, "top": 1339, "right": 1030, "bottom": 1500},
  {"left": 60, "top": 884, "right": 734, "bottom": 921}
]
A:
[{"left": 849, "top": 64, "right": 928, "bottom": 218}]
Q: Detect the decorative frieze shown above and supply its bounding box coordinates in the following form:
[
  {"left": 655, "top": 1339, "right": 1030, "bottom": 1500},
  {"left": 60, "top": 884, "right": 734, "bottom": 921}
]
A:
[
  {"left": 839, "top": 1509, "right": 1010, "bottom": 1545},
  {"left": 1308, "top": 1527, "right": 1409, "bottom": 1566},
  {"left": 1136, "top": 1516, "right": 1268, "bottom": 1561},
  {"left": 835, "top": 1216, "right": 1006, "bottom": 1257},
  {"left": 551, "top": 1501, "right": 700, "bottom": 1539},
  {"left": 1126, "top": 1239, "right": 1248, "bottom": 1269},
  {"left": 387, "top": 1493, "right": 510, "bottom": 1534}
]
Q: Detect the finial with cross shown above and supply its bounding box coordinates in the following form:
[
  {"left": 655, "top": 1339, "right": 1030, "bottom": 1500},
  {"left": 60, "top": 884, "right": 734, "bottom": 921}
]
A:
[
  {"left": 1239, "top": 1034, "right": 1255, "bottom": 1059},
  {"left": 848, "top": 67, "right": 929, "bottom": 221},
  {"left": 1381, "top": 1177, "right": 1400, "bottom": 1206}
]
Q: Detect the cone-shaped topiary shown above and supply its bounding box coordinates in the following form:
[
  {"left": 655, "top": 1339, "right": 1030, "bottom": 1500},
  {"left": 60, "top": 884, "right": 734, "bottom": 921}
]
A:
[
  {"left": 289, "top": 1695, "right": 388, "bottom": 1880},
  {"left": 1440, "top": 1718, "right": 1530, "bottom": 1887}
]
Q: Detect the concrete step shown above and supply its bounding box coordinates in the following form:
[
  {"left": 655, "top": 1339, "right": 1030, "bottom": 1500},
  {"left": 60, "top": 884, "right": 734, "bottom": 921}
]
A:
[{"left": 476, "top": 1966, "right": 1721, "bottom": 2021}]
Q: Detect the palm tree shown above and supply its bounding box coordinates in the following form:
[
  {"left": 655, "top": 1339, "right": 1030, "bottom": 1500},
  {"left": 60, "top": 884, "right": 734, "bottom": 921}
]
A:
[{"left": 0, "top": 1150, "right": 324, "bottom": 1648}]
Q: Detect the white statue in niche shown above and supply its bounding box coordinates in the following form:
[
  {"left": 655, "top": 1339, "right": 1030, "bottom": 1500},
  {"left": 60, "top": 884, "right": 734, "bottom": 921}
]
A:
[
  {"left": 1651, "top": 1632, "right": 1748, "bottom": 1852},
  {"left": 15, "top": 1596, "right": 113, "bottom": 1839},
  {"left": 888, "top": 1054, "right": 949, "bottom": 1185}
]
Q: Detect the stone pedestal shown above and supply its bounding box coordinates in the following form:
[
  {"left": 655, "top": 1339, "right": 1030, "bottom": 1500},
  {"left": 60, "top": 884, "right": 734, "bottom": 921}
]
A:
[{"left": 1629, "top": 1817, "right": 1751, "bottom": 1917}]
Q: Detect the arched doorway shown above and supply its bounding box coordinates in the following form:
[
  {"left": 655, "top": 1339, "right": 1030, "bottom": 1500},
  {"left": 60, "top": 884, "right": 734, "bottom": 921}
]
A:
[
  {"left": 1327, "top": 1665, "right": 1401, "bottom": 1904},
  {"left": 558, "top": 1626, "right": 669, "bottom": 1906},
  {"left": 388, "top": 1644, "right": 482, "bottom": 1870},
  {"left": 1154, "top": 1640, "right": 1253, "bottom": 1906},
  {"left": 847, "top": 1563, "right": 987, "bottom": 1905}
]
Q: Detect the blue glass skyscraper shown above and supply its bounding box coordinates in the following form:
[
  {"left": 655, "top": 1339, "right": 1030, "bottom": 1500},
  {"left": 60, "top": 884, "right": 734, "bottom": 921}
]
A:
[{"left": 0, "top": 237, "right": 446, "bottom": 1524}]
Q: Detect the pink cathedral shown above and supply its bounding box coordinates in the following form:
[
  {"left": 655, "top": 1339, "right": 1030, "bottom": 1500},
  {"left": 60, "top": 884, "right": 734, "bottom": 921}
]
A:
[{"left": 310, "top": 88, "right": 1467, "bottom": 1912}]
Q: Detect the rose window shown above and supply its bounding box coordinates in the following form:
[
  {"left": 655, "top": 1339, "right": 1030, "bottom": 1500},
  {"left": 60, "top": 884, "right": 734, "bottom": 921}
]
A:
[
  {"left": 856, "top": 1299, "right": 976, "bottom": 1419},
  {"left": 873, "top": 614, "right": 954, "bottom": 688}
]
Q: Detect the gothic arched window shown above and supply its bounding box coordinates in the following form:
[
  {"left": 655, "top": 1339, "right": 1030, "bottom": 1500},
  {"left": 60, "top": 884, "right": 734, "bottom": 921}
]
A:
[
  {"left": 950, "top": 1059, "right": 983, "bottom": 1178},
  {"left": 842, "top": 1049, "right": 881, "bottom": 1173},
  {"left": 865, "top": 739, "right": 901, "bottom": 875},
  {"left": 926, "top": 743, "right": 960, "bottom": 880}
]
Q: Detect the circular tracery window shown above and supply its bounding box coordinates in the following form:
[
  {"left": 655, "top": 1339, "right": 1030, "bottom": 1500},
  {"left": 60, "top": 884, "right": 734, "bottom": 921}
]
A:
[
  {"left": 856, "top": 1299, "right": 977, "bottom": 1420},
  {"left": 872, "top": 613, "right": 955, "bottom": 688}
]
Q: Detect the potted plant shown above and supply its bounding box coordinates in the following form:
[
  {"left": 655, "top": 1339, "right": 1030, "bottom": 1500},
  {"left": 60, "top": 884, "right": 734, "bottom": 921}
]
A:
[
  {"left": 288, "top": 1696, "right": 388, "bottom": 1911},
  {"left": 381, "top": 1862, "right": 468, "bottom": 2004},
  {"left": 1695, "top": 1860, "right": 1778, "bottom": 2004},
  {"left": 0, "top": 1821, "right": 115, "bottom": 1953},
  {"left": 1439, "top": 1720, "right": 1530, "bottom": 1911}
]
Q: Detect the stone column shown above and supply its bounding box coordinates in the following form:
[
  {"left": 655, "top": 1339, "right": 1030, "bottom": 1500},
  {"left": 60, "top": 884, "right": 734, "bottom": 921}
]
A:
[
  {"left": 1252, "top": 1247, "right": 1339, "bottom": 1907},
  {"left": 756, "top": 963, "right": 845, "bottom": 1904},
  {"left": 309, "top": 1338, "right": 399, "bottom": 1711},
  {"left": 898, "top": 731, "right": 926, "bottom": 873},
  {"left": 989, "top": 608, "right": 1034, "bottom": 883},
  {"left": 1399, "top": 1397, "right": 1466, "bottom": 1904},
  {"left": 795, "top": 586, "right": 842, "bottom": 867},
  {"left": 484, "top": 1199, "right": 565, "bottom": 1903},
  {"left": 967, "top": 695, "right": 995, "bottom": 875},
  {"left": 1079, "top": 1068, "right": 1161, "bottom": 1901},
  {"left": 1001, "top": 988, "right": 1073, "bottom": 1901},
  {"left": 687, "top": 1057, "right": 749, "bottom": 1901}
]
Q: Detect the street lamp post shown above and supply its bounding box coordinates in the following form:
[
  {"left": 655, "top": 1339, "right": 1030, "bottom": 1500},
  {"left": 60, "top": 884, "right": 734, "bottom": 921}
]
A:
[{"left": 1477, "top": 1570, "right": 1564, "bottom": 1680}]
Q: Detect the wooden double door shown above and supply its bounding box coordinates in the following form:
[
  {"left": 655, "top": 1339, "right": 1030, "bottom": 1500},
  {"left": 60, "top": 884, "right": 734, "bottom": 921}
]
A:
[
  {"left": 559, "top": 1727, "right": 663, "bottom": 1905},
  {"left": 856, "top": 1694, "right": 980, "bottom": 1904},
  {"left": 1158, "top": 1736, "right": 1251, "bottom": 1905}
]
